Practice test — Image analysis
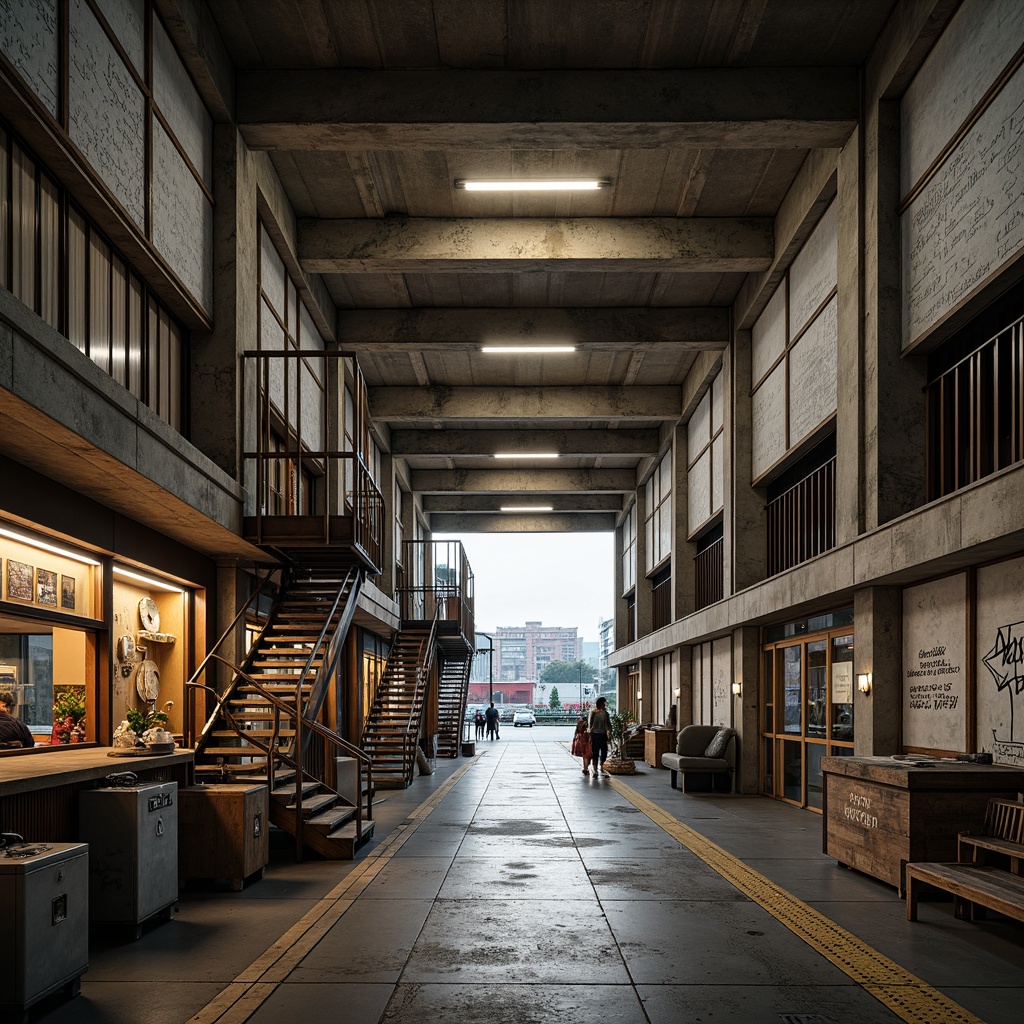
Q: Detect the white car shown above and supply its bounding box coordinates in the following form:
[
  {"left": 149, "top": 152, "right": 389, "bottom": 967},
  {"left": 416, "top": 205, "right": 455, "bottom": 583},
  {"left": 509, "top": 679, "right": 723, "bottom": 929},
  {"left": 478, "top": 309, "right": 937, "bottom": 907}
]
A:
[{"left": 513, "top": 710, "right": 537, "bottom": 727}]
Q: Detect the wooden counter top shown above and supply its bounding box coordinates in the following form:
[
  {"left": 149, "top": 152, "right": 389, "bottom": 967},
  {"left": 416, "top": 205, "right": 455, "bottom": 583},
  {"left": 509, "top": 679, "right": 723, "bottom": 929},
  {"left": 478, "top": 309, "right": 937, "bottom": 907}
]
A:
[
  {"left": 0, "top": 747, "right": 194, "bottom": 796},
  {"left": 821, "top": 755, "right": 1024, "bottom": 791}
]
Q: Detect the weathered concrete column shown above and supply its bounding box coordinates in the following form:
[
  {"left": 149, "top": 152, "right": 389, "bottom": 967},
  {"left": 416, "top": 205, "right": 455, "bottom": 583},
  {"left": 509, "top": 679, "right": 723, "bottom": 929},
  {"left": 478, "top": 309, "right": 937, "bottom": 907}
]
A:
[
  {"left": 732, "top": 626, "right": 760, "bottom": 794},
  {"left": 863, "top": 99, "right": 927, "bottom": 529},
  {"left": 192, "top": 126, "right": 258, "bottom": 482},
  {"left": 672, "top": 424, "right": 696, "bottom": 619},
  {"left": 613, "top": 509, "right": 630, "bottom": 650},
  {"left": 726, "top": 332, "right": 764, "bottom": 593},
  {"left": 637, "top": 658, "right": 654, "bottom": 723},
  {"left": 835, "top": 129, "right": 864, "bottom": 545},
  {"left": 676, "top": 645, "right": 693, "bottom": 730},
  {"left": 634, "top": 486, "right": 652, "bottom": 638},
  {"left": 378, "top": 453, "right": 398, "bottom": 594},
  {"left": 853, "top": 586, "right": 902, "bottom": 755}
]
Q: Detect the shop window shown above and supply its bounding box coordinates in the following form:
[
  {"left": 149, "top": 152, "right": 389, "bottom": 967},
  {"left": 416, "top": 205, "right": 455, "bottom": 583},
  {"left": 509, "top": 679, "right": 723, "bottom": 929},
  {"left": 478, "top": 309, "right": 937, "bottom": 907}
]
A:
[{"left": 1, "top": 525, "right": 101, "bottom": 748}]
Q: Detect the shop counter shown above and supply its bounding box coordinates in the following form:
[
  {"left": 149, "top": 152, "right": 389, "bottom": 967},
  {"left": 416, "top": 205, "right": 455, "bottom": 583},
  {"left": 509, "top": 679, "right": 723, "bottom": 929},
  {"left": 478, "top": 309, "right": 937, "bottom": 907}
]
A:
[
  {"left": 0, "top": 746, "right": 193, "bottom": 843},
  {"left": 821, "top": 755, "right": 1024, "bottom": 892}
]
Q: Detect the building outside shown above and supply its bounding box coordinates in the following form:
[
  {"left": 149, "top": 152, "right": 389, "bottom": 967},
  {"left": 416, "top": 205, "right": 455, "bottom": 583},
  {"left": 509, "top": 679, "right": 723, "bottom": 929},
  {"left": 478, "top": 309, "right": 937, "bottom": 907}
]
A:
[{"left": 494, "top": 622, "right": 582, "bottom": 682}]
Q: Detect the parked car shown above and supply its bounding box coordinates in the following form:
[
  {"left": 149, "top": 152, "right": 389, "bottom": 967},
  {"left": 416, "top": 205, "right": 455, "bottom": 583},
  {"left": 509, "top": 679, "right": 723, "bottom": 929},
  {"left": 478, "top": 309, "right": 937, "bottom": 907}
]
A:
[{"left": 513, "top": 710, "right": 537, "bottom": 728}]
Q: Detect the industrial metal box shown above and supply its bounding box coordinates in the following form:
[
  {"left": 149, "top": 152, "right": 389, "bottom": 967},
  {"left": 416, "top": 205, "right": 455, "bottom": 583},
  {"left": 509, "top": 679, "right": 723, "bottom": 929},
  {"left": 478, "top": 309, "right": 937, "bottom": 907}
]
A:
[
  {"left": 79, "top": 782, "right": 178, "bottom": 937},
  {"left": 178, "top": 784, "right": 269, "bottom": 890},
  {"left": 0, "top": 842, "right": 89, "bottom": 1015}
]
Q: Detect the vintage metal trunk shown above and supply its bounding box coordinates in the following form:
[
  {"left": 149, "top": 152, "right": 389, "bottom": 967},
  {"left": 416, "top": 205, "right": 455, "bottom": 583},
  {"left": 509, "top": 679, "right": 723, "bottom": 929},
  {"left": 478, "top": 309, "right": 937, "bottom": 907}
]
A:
[
  {"left": 0, "top": 842, "right": 89, "bottom": 1014},
  {"left": 79, "top": 782, "right": 178, "bottom": 933}
]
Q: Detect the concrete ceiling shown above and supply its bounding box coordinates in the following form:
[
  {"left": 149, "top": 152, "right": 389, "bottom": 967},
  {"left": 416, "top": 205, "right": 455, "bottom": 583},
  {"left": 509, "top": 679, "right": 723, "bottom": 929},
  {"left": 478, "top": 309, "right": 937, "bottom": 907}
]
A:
[{"left": 210, "top": 0, "right": 900, "bottom": 533}]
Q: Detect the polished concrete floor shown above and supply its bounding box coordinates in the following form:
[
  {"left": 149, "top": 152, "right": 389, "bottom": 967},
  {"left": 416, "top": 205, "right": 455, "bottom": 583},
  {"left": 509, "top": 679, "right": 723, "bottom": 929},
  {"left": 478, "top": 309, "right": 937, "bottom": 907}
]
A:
[{"left": 28, "top": 727, "right": 1024, "bottom": 1024}]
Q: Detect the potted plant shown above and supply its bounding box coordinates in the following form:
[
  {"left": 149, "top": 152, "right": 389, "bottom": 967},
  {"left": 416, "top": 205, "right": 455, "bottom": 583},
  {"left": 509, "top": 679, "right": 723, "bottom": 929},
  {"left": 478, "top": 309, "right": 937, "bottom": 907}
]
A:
[
  {"left": 604, "top": 707, "right": 639, "bottom": 774},
  {"left": 52, "top": 687, "right": 87, "bottom": 744},
  {"left": 119, "top": 701, "right": 174, "bottom": 747}
]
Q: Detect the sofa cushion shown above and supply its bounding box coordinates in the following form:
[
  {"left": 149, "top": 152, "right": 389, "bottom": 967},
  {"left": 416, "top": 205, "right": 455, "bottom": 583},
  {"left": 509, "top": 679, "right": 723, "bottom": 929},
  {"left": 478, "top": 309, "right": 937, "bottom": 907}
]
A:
[
  {"left": 704, "top": 727, "right": 736, "bottom": 759},
  {"left": 662, "top": 753, "right": 730, "bottom": 771}
]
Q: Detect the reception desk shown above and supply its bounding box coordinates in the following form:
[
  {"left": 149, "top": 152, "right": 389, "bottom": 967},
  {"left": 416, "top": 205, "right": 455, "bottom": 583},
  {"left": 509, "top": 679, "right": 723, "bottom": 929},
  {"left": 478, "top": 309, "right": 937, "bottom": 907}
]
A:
[{"left": 821, "top": 756, "right": 1024, "bottom": 891}]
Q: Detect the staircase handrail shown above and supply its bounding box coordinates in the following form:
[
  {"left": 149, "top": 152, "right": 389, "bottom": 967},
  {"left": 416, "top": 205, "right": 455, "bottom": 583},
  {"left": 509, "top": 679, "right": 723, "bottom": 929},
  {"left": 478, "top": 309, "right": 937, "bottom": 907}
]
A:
[
  {"left": 186, "top": 660, "right": 373, "bottom": 853},
  {"left": 293, "top": 568, "right": 361, "bottom": 732},
  {"left": 184, "top": 568, "right": 277, "bottom": 748},
  {"left": 408, "top": 605, "right": 441, "bottom": 735}
]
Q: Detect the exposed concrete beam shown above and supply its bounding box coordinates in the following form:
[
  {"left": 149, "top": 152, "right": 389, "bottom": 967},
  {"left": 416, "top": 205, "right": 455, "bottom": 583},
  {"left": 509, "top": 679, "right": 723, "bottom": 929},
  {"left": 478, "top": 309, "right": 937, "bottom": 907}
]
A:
[
  {"left": 237, "top": 68, "right": 859, "bottom": 150},
  {"left": 392, "top": 428, "right": 660, "bottom": 457},
  {"left": 410, "top": 468, "right": 636, "bottom": 493},
  {"left": 422, "top": 494, "right": 624, "bottom": 513},
  {"left": 734, "top": 148, "right": 840, "bottom": 330},
  {"left": 339, "top": 307, "right": 730, "bottom": 349},
  {"left": 370, "top": 386, "right": 681, "bottom": 421},
  {"left": 299, "top": 218, "right": 772, "bottom": 275},
  {"left": 429, "top": 512, "right": 617, "bottom": 533}
]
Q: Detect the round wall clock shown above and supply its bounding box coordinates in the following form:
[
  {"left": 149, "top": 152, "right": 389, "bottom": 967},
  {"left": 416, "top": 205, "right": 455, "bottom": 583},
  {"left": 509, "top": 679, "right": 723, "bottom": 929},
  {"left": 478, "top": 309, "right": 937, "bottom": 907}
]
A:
[
  {"left": 135, "top": 659, "right": 160, "bottom": 701},
  {"left": 116, "top": 634, "right": 136, "bottom": 662},
  {"left": 138, "top": 597, "right": 160, "bottom": 632}
]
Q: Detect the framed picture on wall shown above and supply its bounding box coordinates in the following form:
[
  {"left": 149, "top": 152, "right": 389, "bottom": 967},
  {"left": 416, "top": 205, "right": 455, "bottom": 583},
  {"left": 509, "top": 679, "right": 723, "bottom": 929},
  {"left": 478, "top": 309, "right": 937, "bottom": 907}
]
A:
[
  {"left": 61, "top": 575, "right": 77, "bottom": 610},
  {"left": 7, "top": 560, "right": 34, "bottom": 602},
  {"left": 37, "top": 568, "right": 57, "bottom": 606}
]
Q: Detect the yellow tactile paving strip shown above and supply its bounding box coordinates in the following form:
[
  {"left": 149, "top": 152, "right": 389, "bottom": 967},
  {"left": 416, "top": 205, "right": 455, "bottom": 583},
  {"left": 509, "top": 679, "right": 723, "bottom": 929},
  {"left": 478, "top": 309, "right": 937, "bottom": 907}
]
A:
[
  {"left": 608, "top": 776, "right": 985, "bottom": 1024},
  {"left": 188, "top": 757, "right": 479, "bottom": 1024}
]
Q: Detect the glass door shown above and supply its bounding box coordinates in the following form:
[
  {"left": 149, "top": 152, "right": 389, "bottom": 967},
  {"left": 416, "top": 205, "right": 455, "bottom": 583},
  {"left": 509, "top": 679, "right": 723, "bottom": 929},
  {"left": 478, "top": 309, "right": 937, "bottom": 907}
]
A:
[{"left": 760, "top": 619, "right": 855, "bottom": 810}]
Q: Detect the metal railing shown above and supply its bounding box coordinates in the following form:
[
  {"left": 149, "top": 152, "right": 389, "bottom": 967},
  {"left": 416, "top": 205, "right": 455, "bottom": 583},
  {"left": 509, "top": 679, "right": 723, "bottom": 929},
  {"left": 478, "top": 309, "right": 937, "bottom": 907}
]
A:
[
  {"left": 242, "top": 350, "right": 384, "bottom": 571},
  {"left": 765, "top": 457, "right": 836, "bottom": 576},
  {"left": 399, "top": 539, "right": 475, "bottom": 638},
  {"left": 694, "top": 536, "right": 724, "bottom": 610}
]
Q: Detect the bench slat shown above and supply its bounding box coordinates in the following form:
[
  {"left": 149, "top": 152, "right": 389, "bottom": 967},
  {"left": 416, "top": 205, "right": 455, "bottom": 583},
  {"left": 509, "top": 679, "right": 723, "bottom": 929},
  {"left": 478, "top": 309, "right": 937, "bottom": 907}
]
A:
[{"left": 906, "top": 863, "right": 1024, "bottom": 924}]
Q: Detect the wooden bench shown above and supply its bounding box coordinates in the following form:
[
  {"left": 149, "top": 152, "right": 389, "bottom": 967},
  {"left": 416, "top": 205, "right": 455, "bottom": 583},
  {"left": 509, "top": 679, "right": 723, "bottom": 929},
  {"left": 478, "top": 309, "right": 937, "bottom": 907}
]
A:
[
  {"left": 906, "top": 797, "right": 1024, "bottom": 924},
  {"left": 906, "top": 862, "right": 1024, "bottom": 923},
  {"left": 957, "top": 797, "right": 1024, "bottom": 874}
]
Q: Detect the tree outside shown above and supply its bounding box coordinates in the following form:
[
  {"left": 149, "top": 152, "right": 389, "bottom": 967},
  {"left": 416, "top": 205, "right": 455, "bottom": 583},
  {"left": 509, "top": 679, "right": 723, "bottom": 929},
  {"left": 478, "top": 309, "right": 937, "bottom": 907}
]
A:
[
  {"left": 549, "top": 686, "right": 561, "bottom": 709},
  {"left": 539, "top": 659, "right": 596, "bottom": 688}
]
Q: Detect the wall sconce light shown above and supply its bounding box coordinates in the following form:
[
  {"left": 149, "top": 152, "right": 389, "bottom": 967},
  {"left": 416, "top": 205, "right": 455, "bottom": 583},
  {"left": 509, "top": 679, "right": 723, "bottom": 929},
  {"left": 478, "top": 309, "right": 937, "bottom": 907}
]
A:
[
  {"left": 857, "top": 672, "right": 872, "bottom": 694},
  {"left": 731, "top": 680, "right": 742, "bottom": 697},
  {"left": 673, "top": 687, "right": 681, "bottom": 699},
  {"left": 636, "top": 688, "right": 643, "bottom": 701}
]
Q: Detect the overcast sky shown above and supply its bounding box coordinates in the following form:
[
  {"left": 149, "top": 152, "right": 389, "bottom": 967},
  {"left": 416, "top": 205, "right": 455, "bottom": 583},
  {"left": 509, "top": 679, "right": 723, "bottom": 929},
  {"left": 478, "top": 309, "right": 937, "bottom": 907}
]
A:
[{"left": 434, "top": 531, "right": 614, "bottom": 644}]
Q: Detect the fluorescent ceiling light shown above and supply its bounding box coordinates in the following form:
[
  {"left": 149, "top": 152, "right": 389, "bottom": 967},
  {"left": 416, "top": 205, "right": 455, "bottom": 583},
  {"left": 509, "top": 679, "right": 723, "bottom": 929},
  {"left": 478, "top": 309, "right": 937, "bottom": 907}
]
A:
[
  {"left": 0, "top": 526, "right": 100, "bottom": 565},
  {"left": 481, "top": 345, "right": 576, "bottom": 354},
  {"left": 493, "top": 453, "right": 559, "bottom": 459},
  {"left": 500, "top": 506, "right": 554, "bottom": 512},
  {"left": 113, "top": 566, "right": 183, "bottom": 593},
  {"left": 455, "top": 178, "right": 609, "bottom": 191}
]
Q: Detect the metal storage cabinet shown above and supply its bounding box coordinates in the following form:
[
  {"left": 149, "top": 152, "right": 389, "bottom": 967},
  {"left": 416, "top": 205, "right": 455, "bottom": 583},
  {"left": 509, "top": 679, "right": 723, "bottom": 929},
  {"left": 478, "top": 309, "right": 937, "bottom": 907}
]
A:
[
  {"left": 79, "top": 782, "right": 178, "bottom": 937},
  {"left": 0, "top": 842, "right": 89, "bottom": 1017}
]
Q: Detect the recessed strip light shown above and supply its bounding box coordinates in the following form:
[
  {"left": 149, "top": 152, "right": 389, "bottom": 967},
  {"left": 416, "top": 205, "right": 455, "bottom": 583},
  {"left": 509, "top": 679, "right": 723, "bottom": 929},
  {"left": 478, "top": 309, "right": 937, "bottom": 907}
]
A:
[
  {"left": 500, "top": 506, "right": 554, "bottom": 512},
  {"left": 455, "top": 178, "right": 610, "bottom": 192},
  {"left": 493, "top": 453, "right": 559, "bottom": 459},
  {"left": 481, "top": 345, "right": 576, "bottom": 354},
  {"left": 113, "top": 566, "right": 183, "bottom": 593},
  {"left": 0, "top": 526, "right": 100, "bottom": 565}
]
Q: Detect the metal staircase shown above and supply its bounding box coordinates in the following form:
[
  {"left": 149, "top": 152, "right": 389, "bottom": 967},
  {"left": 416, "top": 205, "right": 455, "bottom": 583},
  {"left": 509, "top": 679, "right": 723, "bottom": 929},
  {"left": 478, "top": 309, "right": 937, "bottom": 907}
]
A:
[
  {"left": 186, "top": 566, "right": 374, "bottom": 860},
  {"left": 436, "top": 647, "right": 472, "bottom": 757},
  {"left": 360, "top": 616, "right": 439, "bottom": 788}
]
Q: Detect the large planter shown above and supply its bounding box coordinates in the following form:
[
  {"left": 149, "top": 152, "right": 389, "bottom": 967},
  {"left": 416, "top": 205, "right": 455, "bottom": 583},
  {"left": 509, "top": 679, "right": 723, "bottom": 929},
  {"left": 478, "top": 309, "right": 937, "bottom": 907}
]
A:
[{"left": 602, "top": 756, "right": 637, "bottom": 775}]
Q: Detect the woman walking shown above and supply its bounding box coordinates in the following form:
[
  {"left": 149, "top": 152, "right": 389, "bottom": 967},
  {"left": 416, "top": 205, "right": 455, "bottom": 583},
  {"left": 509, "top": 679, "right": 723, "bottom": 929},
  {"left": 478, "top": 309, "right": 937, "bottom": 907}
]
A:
[
  {"left": 571, "top": 715, "right": 592, "bottom": 775},
  {"left": 588, "top": 697, "right": 611, "bottom": 775}
]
